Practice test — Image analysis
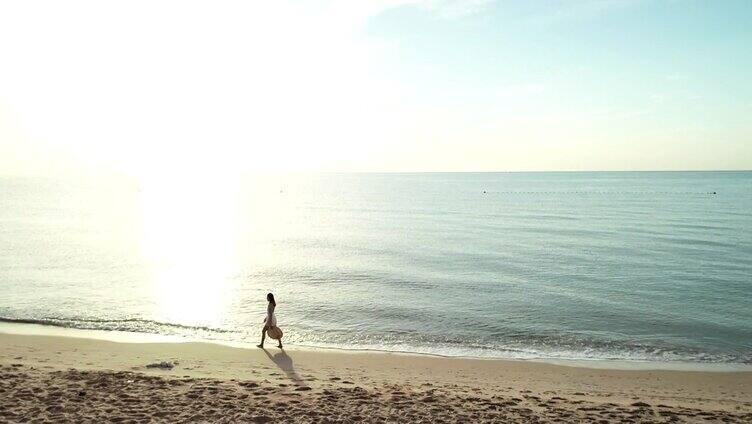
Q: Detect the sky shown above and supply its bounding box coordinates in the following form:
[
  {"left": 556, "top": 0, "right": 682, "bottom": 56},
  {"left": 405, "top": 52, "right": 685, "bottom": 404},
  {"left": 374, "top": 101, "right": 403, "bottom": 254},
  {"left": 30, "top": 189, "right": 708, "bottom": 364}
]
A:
[{"left": 0, "top": 0, "right": 750, "bottom": 176}]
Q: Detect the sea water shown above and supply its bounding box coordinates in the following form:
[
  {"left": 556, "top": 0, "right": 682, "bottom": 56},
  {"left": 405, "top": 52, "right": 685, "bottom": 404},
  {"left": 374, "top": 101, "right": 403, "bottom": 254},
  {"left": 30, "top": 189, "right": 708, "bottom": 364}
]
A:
[{"left": 1, "top": 172, "right": 750, "bottom": 365}]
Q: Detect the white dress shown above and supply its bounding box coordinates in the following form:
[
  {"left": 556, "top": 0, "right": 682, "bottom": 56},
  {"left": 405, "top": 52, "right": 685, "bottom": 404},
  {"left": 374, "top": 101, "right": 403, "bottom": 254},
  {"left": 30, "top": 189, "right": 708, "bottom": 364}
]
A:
[{"left": 266, "top": 302, "right": 277, "bottom": 327}]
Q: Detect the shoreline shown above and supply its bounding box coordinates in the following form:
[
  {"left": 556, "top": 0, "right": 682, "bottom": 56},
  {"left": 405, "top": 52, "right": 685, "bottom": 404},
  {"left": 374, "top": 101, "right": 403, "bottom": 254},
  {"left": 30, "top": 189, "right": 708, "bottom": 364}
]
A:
[
  {"left": 2, "top": 321, "right": 749, "bottom": 373},
  {"left": 2, "top": 331, "right": 751, "bottom": 423}
]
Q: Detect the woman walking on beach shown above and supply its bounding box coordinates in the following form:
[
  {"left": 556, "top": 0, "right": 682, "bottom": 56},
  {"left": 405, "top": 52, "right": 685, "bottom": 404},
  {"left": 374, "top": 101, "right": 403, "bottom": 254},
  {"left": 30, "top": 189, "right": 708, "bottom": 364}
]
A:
[{"left": 258, "top": 293, "right": 282, "bottom": 349}]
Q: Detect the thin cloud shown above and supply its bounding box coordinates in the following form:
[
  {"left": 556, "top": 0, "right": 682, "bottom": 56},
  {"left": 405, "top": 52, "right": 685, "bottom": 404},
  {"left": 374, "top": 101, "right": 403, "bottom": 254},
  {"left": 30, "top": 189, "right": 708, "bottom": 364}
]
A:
[
  {"left": 420, "top": 0, "right": 495, "bottom": 19},
  {"left": 525, "top": 0, "right": 645, "bottom": 28}
]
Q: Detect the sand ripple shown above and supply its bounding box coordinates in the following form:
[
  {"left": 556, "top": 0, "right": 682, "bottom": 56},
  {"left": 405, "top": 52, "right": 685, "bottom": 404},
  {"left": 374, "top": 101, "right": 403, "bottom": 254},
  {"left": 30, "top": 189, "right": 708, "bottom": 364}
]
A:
[{"left": 1, "top": 364, "right": 751, "bottom": 423}]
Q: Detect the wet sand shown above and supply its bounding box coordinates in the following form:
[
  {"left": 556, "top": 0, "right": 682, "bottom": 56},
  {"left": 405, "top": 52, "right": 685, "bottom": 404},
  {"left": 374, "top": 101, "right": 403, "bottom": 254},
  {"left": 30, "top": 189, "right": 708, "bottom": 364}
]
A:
[{"left": 1, "top": 332, "right": 751, "bottom": 423}]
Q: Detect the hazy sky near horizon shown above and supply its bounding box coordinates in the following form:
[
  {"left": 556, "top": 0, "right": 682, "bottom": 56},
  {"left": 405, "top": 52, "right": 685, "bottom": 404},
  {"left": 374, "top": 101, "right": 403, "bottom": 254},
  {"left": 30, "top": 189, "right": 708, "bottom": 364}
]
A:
[{"left": 0, "top": 0, "right": 750, "bottom": 176}]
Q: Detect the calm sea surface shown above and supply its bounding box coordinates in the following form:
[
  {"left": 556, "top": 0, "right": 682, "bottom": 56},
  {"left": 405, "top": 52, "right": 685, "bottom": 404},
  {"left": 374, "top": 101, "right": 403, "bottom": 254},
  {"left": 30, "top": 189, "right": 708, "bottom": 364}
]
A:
[{"left": 1, "top": 172, "right": 750, "bottom": 364}]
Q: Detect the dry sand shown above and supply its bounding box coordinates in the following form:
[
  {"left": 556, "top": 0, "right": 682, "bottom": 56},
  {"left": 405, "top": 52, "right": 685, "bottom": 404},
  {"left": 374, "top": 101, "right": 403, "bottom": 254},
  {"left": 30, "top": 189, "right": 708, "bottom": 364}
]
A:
[{"left": 1, "top": 332, "right": 751, "bottom": 423}]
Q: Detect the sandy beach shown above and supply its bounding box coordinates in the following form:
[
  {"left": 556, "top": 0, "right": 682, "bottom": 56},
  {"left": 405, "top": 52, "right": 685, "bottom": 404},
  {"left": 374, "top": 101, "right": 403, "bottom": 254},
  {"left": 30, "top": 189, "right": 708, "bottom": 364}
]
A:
[{"left": 1, "top": 331, "right": 751, "bottom": 423}]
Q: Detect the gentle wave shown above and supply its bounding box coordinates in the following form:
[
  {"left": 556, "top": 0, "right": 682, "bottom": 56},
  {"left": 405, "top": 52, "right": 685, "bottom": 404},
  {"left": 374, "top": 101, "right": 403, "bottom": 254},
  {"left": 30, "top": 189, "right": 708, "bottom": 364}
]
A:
[
  {"left": 4, "top": 315, "right": 748, "bottom": 365},
  {"left": 0, "top": 316, "right": 235, "bottom": 335}
]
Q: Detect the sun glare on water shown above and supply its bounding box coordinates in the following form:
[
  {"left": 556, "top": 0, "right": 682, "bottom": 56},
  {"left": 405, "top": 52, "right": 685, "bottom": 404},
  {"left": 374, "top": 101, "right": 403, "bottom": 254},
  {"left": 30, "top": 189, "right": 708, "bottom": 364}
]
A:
[
  {"left": 138, "top": 172, "right": 242, "bottom": 327},
  {"left": 133, "top": 168, "right": 297, "bottom": 328}
]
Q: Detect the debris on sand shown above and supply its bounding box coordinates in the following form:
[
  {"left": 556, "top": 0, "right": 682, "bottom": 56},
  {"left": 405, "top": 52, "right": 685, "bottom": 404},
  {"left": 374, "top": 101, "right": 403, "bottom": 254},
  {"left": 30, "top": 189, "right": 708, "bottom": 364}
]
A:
[{"left": 146, "top": 361, "right": 175, "bottom": 370}]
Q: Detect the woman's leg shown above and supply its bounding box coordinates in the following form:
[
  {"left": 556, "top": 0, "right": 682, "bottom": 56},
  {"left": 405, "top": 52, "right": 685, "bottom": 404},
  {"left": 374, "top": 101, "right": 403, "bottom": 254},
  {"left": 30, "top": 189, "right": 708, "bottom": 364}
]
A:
[{"left": 257, "top": 327, "right": 267, "bottom": 348}]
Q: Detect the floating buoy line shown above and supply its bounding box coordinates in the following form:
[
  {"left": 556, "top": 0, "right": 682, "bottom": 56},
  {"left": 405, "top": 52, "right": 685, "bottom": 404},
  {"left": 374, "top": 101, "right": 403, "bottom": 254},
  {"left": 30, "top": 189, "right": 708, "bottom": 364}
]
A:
[{"left": 480, "top": 191, "right": 718, "bottom": 195}]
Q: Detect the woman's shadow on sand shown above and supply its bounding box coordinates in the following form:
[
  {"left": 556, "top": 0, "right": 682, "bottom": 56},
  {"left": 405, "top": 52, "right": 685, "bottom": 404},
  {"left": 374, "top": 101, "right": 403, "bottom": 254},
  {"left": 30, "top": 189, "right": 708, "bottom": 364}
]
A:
[{"left": 261, "top": 348, "right": 305, "bottom": 386}]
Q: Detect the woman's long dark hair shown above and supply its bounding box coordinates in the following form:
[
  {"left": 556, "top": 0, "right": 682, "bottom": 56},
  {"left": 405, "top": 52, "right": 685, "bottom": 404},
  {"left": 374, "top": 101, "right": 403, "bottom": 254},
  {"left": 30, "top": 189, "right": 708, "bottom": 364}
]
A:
[{"left": 267, "top": 292, "right": 276, "bottom": 306}]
